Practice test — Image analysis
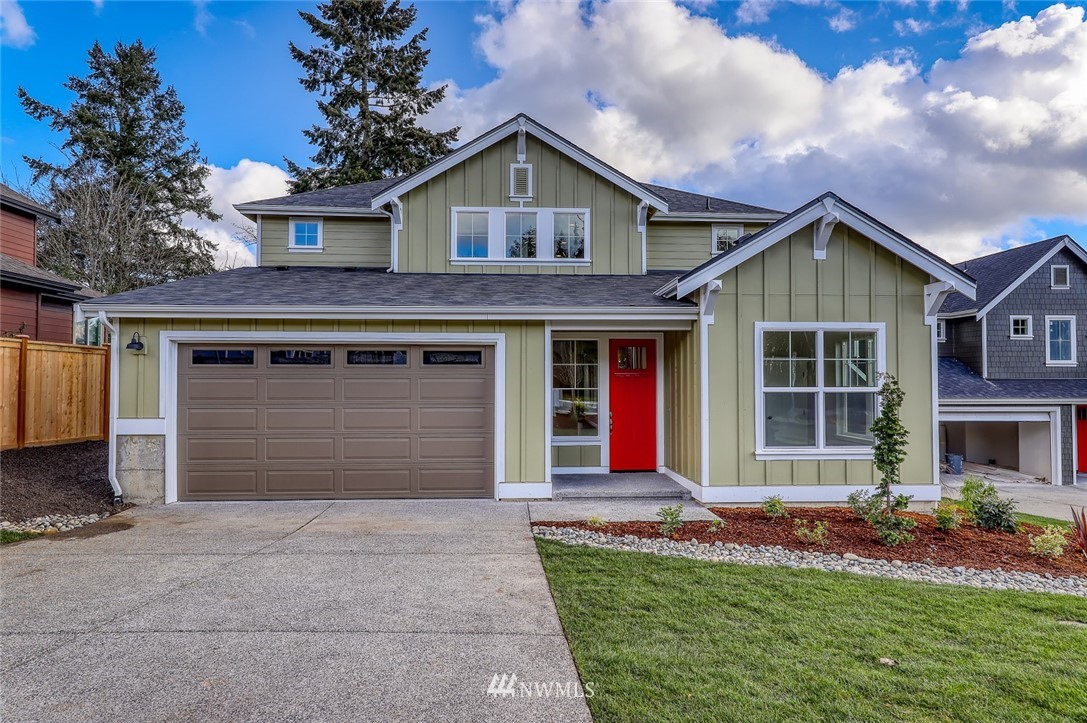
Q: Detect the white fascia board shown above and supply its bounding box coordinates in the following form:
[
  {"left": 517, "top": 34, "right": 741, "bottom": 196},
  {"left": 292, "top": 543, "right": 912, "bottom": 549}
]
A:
[
  {"left": 79, "top": 304, "right": 700, "bottom": 321},
  {"left": 676, "top": 198, "right": 977, "bottom": 301},
  {"left": 234, "top": 204, "right": 388, "bottom": 219},
  {"left": 975, "top": 238, "right": 1085, "bottom": 319},
  {"left": 650, "top": 212, "right": 784, "bottom": 223},
  {"left": 369, "top": 115, "right": 669, "bottom": 212},
  {"left": 937, "top": 310, "right": 978, "bottom": 319},
  {"left": 940, "top": 398, "right": 1087, "bottom": 406}
]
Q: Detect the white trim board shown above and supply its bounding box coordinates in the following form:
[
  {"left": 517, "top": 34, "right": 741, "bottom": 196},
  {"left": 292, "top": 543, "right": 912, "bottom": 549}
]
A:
[
  {"left": 370, "top": 114, "right": 668, "bottom": 213},
  {"left": 689, "top": 484, "right": 942, "bottom": 504},
  {"left": 497, "top": 482, "right": 552, "bottom": 500},
  {"left": 155, "top": 331, "right": 508, "bottom": 504},
  {"left": 673, "top": 193, "right": 976, "bottom": 301},
  {"left": 116, "top": 418, "right": 166, "bottom": 435}
]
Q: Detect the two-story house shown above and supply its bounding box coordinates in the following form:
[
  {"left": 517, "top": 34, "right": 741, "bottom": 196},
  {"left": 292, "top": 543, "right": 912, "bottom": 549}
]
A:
[
  {"left": 938, "top": 236, "right": 1087, "bottom": 485},
  {"left": 0, "top": 183, "right": 98, "bottom": 342},
  {"left": 80, "top": 114, "right": 975, "bottom": 504}
]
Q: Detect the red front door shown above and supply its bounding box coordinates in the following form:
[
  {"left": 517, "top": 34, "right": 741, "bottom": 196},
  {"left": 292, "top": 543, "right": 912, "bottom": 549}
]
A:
[
  {"left": 1077, "top": 407, "right": 1087, "bottom": 473},
  {"left": 609, "top": 339, "right": 656, "bottom": 471}
]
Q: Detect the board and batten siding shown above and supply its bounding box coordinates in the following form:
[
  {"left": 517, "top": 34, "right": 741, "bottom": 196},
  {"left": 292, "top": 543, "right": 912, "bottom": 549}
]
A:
[
  {"left": 116, "top": 318, "right": 547, "bottom": 484},
  {"left": 259, "top": 216, "right": 391, "bottom": 268},
  {"left": 706, "top": 224, "right": 935, "bottom": 487},
  {"left": 552, "top": 445, "right": 602, "bottom": 468},
  {"left": 398, "top": 133, "right": 644, "bottom": 275},
  {"left": 647, "top": 223, "right": 768, "bottom": 271},
  {"left": 664, "top": 327, "right": 701, "bottom": 483}
]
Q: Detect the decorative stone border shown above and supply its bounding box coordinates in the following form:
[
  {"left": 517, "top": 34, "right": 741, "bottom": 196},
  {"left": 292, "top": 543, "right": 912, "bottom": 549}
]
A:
[
  {"left": 533, "top": 525, "right": 1087, "bottom": 598},
  {"left": 1, "top": 513, "right": 107, "bottom": 535}
]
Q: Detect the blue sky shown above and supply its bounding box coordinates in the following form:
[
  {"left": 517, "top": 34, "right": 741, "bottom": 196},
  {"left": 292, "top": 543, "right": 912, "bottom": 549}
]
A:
[{"left": 2, "top": 0, "right": 1085, "bottom": 264}]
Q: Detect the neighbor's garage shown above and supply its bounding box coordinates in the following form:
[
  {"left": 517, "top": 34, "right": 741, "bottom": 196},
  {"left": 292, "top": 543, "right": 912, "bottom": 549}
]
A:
[
  {"left": 177, "top": 344, "right": 494, "bottom": 500},
  {"left": 939, "top": 408, "right": 1059, "bottom": 484}
]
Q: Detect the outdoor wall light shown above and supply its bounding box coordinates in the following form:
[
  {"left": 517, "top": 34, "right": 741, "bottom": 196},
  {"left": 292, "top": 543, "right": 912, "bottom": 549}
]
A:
[{"left": 125, "top": 332, "right": 145, "bottom": 353}]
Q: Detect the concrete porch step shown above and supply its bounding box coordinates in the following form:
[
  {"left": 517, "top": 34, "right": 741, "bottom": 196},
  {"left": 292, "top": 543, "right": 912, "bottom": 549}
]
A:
[
  {"left": 552, "top": 488, "right": 692, "bottom": 502},
  {"left": 551, "top": 473, "right": 692, "bottom": 502}
]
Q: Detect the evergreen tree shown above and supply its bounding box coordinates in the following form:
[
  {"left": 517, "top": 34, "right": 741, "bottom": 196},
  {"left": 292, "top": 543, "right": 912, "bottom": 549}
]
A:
[
  {"left": 286, "top": 0, "right": 458, "bottom": 193},
  {"left": 18, "top": 40, "right": 218, "bottom": 289}
]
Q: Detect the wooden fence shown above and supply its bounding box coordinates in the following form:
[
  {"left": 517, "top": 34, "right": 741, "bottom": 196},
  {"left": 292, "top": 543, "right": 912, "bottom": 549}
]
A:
[{"left": 1, "top": 337, "right": 109, "bottom": 451}]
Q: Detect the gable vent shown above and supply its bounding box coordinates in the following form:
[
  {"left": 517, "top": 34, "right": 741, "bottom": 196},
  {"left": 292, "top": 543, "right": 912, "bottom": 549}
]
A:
[{"left": 510, "top": 163, "right": 532, "bottom": 200}]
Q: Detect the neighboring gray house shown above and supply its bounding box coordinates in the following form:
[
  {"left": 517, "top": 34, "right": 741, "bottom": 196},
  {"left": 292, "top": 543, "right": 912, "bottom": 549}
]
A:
[{"left": 938, "top": 235, "right": 1087, "bottom": 485}]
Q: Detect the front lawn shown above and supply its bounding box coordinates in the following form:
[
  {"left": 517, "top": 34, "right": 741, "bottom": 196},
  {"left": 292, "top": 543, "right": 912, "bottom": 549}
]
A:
[
  {"left": 537, "top": 539, "right": 1087, "bottom": 722},
  {"left": 0, "top": 529, "right": 39, "bottom": 544}
]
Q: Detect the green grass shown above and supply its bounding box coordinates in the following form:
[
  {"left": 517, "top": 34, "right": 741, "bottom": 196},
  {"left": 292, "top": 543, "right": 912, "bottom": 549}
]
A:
[
  {"left": 537, "top": 539, "right": 1087, "bottom": 723},
  {"left": 0, "top": 529, "right": 39, "bottom": 544}
]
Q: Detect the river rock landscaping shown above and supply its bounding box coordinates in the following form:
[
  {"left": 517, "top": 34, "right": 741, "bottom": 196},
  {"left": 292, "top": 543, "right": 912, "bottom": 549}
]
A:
[{"left": 533, "top": 504, "right": 1087, "bottom": 596}]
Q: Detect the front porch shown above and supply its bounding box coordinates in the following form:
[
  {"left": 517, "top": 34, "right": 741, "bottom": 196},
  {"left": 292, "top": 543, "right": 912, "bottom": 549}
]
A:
[{"left": 552, "top": 472, "right": 692, "bottom": 501}]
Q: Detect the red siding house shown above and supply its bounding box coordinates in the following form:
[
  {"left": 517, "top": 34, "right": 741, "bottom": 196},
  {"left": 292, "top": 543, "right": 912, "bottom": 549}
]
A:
[{"left": 0, "top": 184, "right": 98, "bottom": 342}]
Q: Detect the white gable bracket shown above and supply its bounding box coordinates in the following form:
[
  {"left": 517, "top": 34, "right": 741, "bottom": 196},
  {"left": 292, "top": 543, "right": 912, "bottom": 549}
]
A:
[
  {"left": 814, "top": 211, "right": 838, "bottom": 260},
  {"left": 388, "top": 196, "right": 404, "bottom": 273},
  {"left": 516, "top": 117, "right": 527, "bottom": 163},
  {"left": 700, "top": 279, "right": 723, "bottom": 324},
  {"left": 924, "top": 281, "right": 954, "bottom": 324}
]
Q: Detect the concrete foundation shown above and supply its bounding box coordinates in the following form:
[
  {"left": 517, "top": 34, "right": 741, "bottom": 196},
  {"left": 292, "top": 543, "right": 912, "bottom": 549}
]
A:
[{"left": 117, "top": 434, "right": 166, "bottom": 503}]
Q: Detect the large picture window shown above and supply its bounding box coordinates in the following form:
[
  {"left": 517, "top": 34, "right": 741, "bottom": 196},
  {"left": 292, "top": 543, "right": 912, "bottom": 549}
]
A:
[
  {"left": 552, "top": 340, "right": 599, "bottom": 438},
  {"left": 757, "top": 324, "right": 883, "bottom": 457},
  {"left": 452, "top": 208, "right": 589, "bottom": 263}
]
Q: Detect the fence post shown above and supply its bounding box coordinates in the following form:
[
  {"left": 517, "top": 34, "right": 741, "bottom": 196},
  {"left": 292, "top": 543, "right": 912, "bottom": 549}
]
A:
[
  {"left": 101, "top": 343, "right": 110, "bottom": 441},
  {"left": 15, "top": 335, "right": 29, "bottom": 450}
]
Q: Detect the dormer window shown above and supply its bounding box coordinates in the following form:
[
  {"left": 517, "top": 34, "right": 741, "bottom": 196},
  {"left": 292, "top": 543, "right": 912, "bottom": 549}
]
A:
[
  {"left": 712, "top": 224, "right": 743, "bottom": 254},
  {"left": 289, "top": 217, "right": 323, "bottom": 251},
  {"left": 509, "top": 164, "right": 533, "bottom": 200},
  {"left": 1051, "top": 265, "right": 1070, "bottom": 289}
]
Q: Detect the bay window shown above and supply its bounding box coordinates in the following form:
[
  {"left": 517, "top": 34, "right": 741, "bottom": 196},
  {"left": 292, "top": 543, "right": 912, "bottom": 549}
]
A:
[
  {"left": 756, "top": 323, "right": 884, "bottom": 457},
  {"left": 452, "top": 208, "right": 589, "bottom": 263}
]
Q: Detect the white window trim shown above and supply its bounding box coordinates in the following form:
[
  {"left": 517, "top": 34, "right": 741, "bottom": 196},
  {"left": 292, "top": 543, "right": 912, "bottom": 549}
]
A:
[
  {"left": 509, "top": 163, "right": 533, "bottom": 201},
  {"left": 754, "top": 322, "right": 886, "bottom": 460},
  {"left": 1045, "top": 315, "right": 1077, "bottom": 366},
  {"left": 711, "top": 224, "right": 744, "bottom": 255},
  {"left": 935, "top": 319, "right": 946, "bottom": 343},
  {"left": 288, "top": 216, "right": 324, "bottom": 252},
  {"left": 1051, "top": 265, "right": 1070, "bottom": 289},
  {"left": 1009, "top": 315, "right": 1033, "bottom": 340},
  {"left": 450, "top": 207, "right": 591, "bottom": 264}
]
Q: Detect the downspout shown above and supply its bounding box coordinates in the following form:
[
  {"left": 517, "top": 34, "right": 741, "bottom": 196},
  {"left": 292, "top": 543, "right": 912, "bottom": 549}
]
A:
[{"left": 97, "top": 310, "right": 124, "bottom": 503}]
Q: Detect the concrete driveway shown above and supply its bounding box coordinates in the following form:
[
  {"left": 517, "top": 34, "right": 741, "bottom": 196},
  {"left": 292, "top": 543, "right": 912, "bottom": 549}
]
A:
[
  {"left": 1, "top": 501, "right": 591, "bottom": 722},
  {"left": 942, "top": 476, "right": 1087, "bottom": 522}
]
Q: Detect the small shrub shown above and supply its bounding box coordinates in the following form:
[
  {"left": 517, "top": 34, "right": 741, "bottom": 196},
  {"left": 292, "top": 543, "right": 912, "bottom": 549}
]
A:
[
  {"left": 708, "top": 517, "right": 727, "bottom": 533},
  {"left": 1028, "top": 526, "right": 1068, "bottom": 558},
  {"left": 934, "top": 501, "right": 964, "bottom": 532},
  {"left": 959, "top": 476, "right": 993, "bottom": 518},
  {"left": 794, "top": 519, "right": 829, "bottom": 546},
  {"left": 1070, "top": 506, "right": 1087, "bottom": 560},
  {"left": 762, "top": 495, "right": 788, "bottom": 518},
  {"left": 586, "top": 515, "right": 606, "bottom": 528},
  {"left": 971, "top": 494, "right": 1018, "bottom": 533},
  {"left": 847, "top": 490, "right": 879, "bottom": 519},
  {"left": 657, "top": 504, "right": 684, "bottom": 537},
  {"left": 870, "top": 510, "right": 916, "bottom": 546}
]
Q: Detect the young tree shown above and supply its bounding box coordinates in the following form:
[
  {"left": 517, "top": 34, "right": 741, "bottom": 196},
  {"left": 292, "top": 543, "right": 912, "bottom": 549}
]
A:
[
  {"left": 866, "top": 373, "right": 916, "bottom": 545},
  {"left": 286, "top": 0, "right": 459, "bottom": 193},
  {"left": 18, "top": 40, "right": 218, "bottom": 289}
]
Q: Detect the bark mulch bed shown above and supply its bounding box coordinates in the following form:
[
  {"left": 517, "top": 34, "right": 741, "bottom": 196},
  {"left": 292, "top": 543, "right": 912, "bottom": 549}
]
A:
[
  {"left": 538, "top": 506, "right": 1087, "bottom": 578},
  {"left": 0, "top": 441, "right": 125, "bottom": 521}
]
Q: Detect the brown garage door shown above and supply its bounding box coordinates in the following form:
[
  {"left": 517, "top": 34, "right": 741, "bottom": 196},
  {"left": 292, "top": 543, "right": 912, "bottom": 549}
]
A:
[{"left": 177, "top": 344, "right": 494, "bottom": 500}]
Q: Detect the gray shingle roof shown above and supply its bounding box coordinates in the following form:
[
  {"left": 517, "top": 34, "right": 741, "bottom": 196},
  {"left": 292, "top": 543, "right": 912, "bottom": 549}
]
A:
[
  {"left": 939, "top": 357, "right": 1087, "bottom": 400},
  {"left": 0, "top": 183, "right": 61, "bottom": 222},
  {"left": 81, "top": 266, "right": 695, "bottom": 311},
  {"left": 237, "top": 177, "right": 403, "bottom": 211},
  {"left": 640, "top": 183, "right": 780, "bottom": 215},
  {"left": 0, "top": 253, "right": 100, "bottom": 300},
  {"left": 939, "top": 236, "right": 1068, "bottom": 315}
]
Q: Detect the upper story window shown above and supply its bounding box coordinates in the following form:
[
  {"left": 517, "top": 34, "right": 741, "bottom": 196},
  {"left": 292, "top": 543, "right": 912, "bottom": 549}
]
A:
[
  {"left": 451, "top": 208, "right": 589, "bottom": 263},
  {"left": 756, "top": 323, "right": 884, "bottom": 459},
  {"left": 1009, "top": 315, "right": 1033, "bottom": 339},
  {"left": 712, "top": 224, "right": 743, "bottom": 254},
  {"left": 935, "top": 319, "right": 947, "bottom": 342},
  {"left": 289, "top": 217, "right": 323, "bottom": 251},
  {"left": 1045, "top": 316, "right": 1076, "bottom": 365},
  {"left": 509, "top": 163, "right": 533, "bottom": 200},
  {"left": 1051, "top": 265, "right": 1070, "bottom": 289}
]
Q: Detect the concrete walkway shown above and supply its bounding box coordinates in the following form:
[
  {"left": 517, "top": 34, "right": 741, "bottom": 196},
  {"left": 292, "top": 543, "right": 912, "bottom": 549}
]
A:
[
  {"left": 1, "top": 501, "right": 591, "bottom": 722},
  {"left": 942, "top": 475, "right": 1087, "bottom": 522}
]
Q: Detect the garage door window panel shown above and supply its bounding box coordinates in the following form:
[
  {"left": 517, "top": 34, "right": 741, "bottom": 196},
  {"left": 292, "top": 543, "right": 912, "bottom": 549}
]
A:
[
  {"left": 191, "top": 349, "right": 254, "bottom": 365},
  {"left": 270, "top": 349, "right": 332, "bottom": 365},
  {"left": 423, "top": 350, "right": 483, "bottom": 365},
  {"left": 347, "top": 349, "right": 408, "bottom": 365}
]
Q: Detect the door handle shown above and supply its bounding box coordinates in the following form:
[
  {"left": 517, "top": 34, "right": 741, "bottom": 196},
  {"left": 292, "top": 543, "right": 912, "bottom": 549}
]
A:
[{"left": 609, "top": 412, "right": 613, "bottom": 432}]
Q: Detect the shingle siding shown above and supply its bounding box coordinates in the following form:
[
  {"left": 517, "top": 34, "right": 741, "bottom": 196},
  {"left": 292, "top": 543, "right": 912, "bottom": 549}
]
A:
[
  {"left": 986, "top": 247, "right": 1087, "bottom": 379},
  {"left": 939, "top": 317, "right": 983, "bottom": 373}
]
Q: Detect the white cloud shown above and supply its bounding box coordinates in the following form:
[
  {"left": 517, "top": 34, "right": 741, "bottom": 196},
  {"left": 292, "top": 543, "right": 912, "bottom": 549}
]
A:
[
  {"left": 425, "top": 1, "right": 1087, "bottom": 262},
  {"left": 894, "top": 17, "right": 933, "bottom": 35},
  {"left": 828, "top": 7, "right": 857, "bottom": 32},
  {"left": 736, "top": 0, "right": 777, "bottom": 24},
  {"left": 183, "top": 160, "right": 290, "bottom": 268},
  {"left": 193, "top": 0, "right": 212, "bottom": 36},
  {"left": 90, "top": 0, "right": 103, "bottom": 12},
  {"left": 1, "top": 0, "right": 36, "bottom": 48}
]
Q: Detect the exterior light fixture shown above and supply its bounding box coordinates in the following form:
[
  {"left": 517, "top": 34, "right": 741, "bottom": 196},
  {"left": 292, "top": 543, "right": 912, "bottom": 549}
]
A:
[{"left": 125, "top": 332, "right": 145, "bottom": 352}]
